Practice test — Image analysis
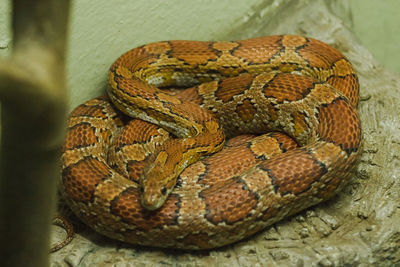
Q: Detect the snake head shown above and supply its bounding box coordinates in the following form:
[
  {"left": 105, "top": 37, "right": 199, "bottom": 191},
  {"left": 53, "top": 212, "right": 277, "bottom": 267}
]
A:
[
  {"left": 139, "top": 151, "right": 175, "bottom": 211},
  {"left": 139, "top": 138, "right": 204, "bottom": 210},
  {"left": 139, "top": 183, "right": 169, "bottom": 211}
]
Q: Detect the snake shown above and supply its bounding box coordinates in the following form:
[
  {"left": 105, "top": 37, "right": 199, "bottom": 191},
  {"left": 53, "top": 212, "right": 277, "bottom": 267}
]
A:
[{"left": 60, "top": 35, "right": 362, "bottom": 250}]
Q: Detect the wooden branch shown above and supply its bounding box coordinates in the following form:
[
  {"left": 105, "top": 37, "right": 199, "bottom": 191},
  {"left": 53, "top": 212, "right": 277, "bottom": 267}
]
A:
[{"left": 0, "top": 1, "right": 70, "bottom": 267}]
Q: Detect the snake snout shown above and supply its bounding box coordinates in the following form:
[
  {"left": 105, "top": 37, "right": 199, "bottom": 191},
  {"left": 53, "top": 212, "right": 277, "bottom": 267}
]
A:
[{"left": 140, "top": 186, "right": 167, "bottom": 211}]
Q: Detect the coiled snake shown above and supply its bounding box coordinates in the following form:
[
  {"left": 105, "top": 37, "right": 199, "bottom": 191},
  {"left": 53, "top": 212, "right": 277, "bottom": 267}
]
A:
[{"left": 61, "top": 35, "right": 362, "bottom": 249}]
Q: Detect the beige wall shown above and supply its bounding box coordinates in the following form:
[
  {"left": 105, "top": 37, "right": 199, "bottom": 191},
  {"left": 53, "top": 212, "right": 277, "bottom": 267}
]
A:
[
  {"left": 64, "top": 0, "right": 264, "bottom": 108},
  {"left": 350, "top": 0, "right": 400, "bottom": 73},
  {"left": 0, "top": 0, "right": 399, "bottom": 108},
  {"left": 0, "top": 0, "right": 11, "bottom": 58}
]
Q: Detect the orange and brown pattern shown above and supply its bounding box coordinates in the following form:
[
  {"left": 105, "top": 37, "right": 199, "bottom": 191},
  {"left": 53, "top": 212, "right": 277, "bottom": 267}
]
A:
[{"left": 60, "top": 35, "right": 362, "bottom": 249}]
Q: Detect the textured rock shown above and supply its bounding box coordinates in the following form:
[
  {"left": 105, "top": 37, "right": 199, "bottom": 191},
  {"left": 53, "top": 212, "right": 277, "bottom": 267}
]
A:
[{"left": 51, "top": 0, "right": 400, "bottom": 266}]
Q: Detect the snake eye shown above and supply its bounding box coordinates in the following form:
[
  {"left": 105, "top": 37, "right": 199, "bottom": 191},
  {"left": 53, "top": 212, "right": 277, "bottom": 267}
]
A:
[{"left": 161, "top": 186, "right": 167, "bottom": 195}]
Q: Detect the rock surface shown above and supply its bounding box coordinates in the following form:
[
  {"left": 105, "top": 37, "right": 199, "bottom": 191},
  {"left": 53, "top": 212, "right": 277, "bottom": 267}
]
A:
[{"left": 51, "top": 1, "right": 400, "bottom": 266}]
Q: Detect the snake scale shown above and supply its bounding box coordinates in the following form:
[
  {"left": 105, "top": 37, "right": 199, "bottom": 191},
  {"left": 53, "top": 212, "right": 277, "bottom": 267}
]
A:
[{"left": 61, "top": 35, "right": 362, "bottom": 249}]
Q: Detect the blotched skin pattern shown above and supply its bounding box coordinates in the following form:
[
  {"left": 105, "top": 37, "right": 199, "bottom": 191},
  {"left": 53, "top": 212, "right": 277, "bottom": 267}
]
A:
[{"left": 61, "top": 35, "right": 362, "bottom": 249}]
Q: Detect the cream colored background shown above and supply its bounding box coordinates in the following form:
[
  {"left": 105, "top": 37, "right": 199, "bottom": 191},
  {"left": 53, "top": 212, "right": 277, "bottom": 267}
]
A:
[
  {"left": 350, "top": 0, "right": 400, "bottom": 74},
  {"left": 1, "top": 0, "right": 399, "bottom": 109}
]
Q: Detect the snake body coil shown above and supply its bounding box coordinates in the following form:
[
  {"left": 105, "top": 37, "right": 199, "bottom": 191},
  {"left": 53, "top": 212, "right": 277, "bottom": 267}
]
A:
[{"left": 61, "top": 35, "right": 362, "bottom": 249}]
